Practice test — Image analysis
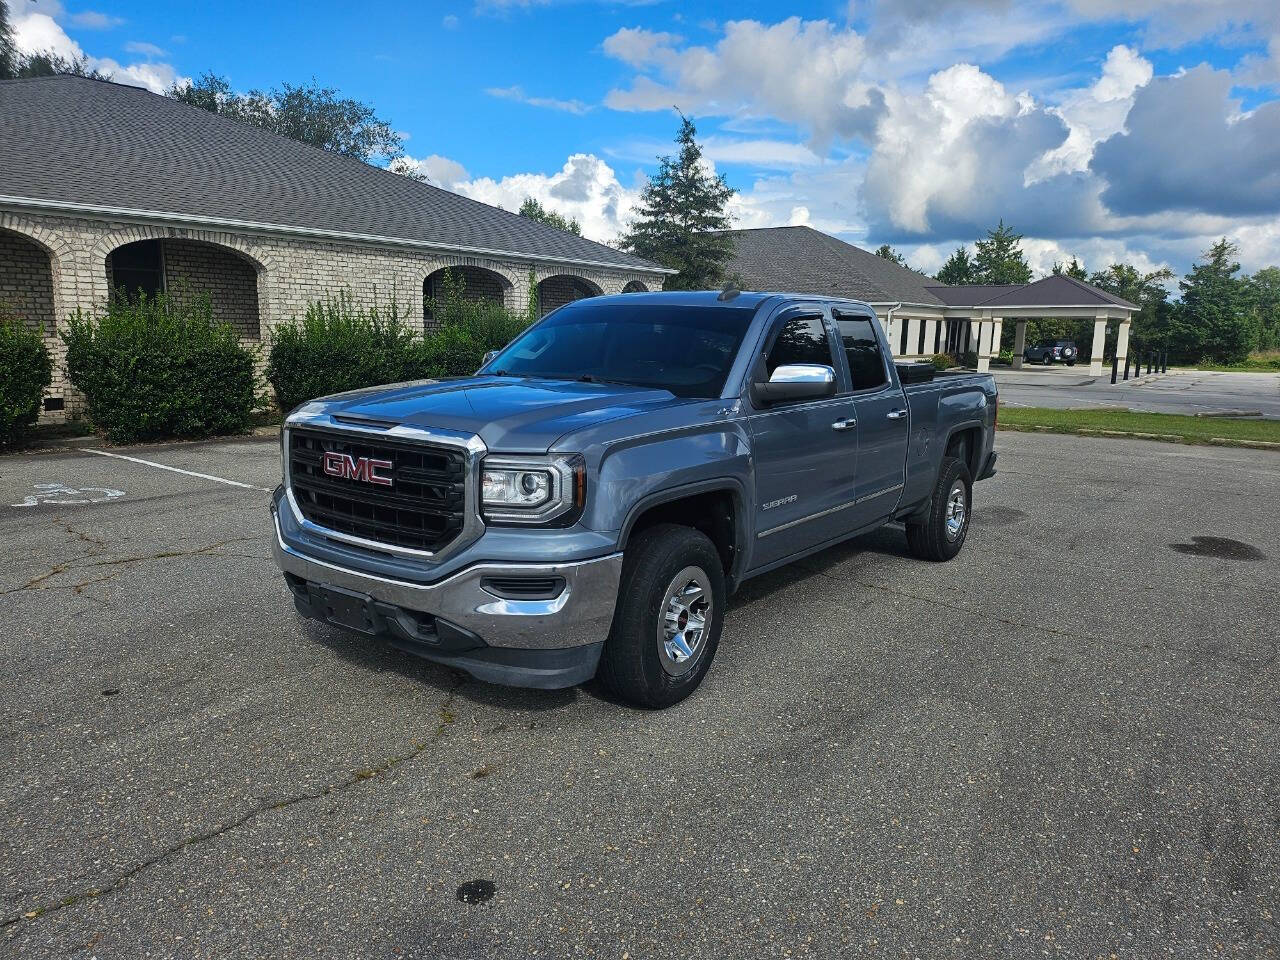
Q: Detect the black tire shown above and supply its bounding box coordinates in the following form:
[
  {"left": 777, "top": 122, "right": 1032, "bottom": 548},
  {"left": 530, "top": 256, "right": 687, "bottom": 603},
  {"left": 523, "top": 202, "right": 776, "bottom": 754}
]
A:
[
  {"left": 1066, "top": 360, "right": 1076, "bottom": 367},
  {"left": 598, "top": 523, "right": 725, "bottom": 709},
  {"left": 905, "top": 456, "right": 973, "bottom": 562},
  {"left": 1043, "top": 354, "right": 1053, "bottom": 366}
]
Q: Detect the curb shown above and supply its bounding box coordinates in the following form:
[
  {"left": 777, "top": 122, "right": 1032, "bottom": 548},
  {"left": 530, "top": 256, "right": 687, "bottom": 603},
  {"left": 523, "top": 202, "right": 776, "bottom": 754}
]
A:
[
  {"left": 9, "top": 425, "right": 280, "bottom": 456},
  {"left": 997, "top": 423, "right": 1280, "bottom": 451}
]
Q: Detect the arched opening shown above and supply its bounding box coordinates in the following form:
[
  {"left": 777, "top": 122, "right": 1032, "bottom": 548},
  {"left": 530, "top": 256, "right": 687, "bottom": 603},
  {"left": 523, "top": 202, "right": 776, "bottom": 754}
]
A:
[
  {"left": 424, "top": 265, "right": 512, "bottom": 325},
  {"left": 622, "top": 280, "right": 648, "bottom": 294},
  {"left": 537, "top": 274, "right": 602, "bottom": 317},
  {"left": 0, "top": 228, "right": 56, "bottom": 335},
  {"left": 105, "top": 238, "right": 262, "bottom": 340}
]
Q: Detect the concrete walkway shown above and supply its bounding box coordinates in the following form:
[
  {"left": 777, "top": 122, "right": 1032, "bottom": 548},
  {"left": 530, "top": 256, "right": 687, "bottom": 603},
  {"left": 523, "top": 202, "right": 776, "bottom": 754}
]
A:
[{"left": 990, "top": 366, "right": 1280, "bottom": 418}]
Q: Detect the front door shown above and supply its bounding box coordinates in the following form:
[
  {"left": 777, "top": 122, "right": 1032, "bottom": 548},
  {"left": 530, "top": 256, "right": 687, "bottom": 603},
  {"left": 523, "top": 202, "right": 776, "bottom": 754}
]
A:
[
  {"left": 834, "top": 311, "right": 910, "bottom": 530},
  {"left": 747, "top": 309, "right": 859, "bottom": 569}
]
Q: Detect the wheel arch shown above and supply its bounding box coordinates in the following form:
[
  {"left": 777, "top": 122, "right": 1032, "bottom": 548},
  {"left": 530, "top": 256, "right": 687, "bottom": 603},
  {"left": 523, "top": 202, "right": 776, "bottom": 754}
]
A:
[{"left": 619, "top": 480, "right": 748, "bottom": 590}]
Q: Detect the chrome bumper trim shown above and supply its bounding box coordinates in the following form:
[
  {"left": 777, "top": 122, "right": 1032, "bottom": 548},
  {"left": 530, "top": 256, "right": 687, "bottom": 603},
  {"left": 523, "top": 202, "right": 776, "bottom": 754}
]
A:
[{"left": 272, "top": 511, "right": 622, "bottom": 650}]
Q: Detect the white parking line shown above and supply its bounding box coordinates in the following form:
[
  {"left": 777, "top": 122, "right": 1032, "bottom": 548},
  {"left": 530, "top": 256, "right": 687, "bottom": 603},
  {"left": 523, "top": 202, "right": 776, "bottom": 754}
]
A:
[{"left": 79, "top": 448, "right": 273, "bottom": 492}]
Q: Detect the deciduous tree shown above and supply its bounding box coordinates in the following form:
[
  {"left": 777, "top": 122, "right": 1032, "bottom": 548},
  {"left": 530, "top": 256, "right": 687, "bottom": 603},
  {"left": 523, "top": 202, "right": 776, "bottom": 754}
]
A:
[
  {"left": 167, "top": 74, "right": 403, "bottom": 162},
  {"left": 873, "top": 244, "right": 907, "bottom": 266},
  {"left": 518, "top": 197, "right": 581, "bottom": 236}
]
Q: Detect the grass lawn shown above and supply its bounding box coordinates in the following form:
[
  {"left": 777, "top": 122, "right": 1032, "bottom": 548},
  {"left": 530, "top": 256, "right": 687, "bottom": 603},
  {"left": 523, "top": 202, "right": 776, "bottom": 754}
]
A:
[
  {"left": 1176, "top": 351, "right": 1280, "bottom": 373},
  {"left": 998, "top": 407, "right": 1280, "bottom": 447}
]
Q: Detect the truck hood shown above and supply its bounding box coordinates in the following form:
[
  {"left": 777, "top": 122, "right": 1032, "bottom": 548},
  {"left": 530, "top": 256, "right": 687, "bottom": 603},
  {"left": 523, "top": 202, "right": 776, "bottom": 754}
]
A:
[{"left": 316, "top": 376, "right": 692, "bottom": 452}]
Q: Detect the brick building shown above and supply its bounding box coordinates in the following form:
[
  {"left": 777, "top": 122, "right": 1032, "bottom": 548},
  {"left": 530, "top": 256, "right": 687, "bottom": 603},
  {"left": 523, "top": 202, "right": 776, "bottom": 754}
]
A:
[{"left": 0, "top": 76, "right": 667, "bottom": 419}]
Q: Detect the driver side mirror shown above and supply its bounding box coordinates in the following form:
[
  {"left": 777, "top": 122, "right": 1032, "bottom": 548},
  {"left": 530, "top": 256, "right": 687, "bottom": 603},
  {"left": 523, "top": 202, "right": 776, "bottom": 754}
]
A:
[{"left": 751, "top": 363, "right": 836, "bottom": 406}]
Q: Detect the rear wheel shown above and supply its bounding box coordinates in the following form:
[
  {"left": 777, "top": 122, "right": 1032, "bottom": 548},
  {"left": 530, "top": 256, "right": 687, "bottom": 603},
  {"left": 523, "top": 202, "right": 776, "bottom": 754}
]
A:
[
  {"left": 1043, "top": 354, "right": 1053, "bottom": 366},
  {"left": 598, "top": 523, "right": 725, "bottom": 709},
  {"left": 906, "top": 456, "right": 972, "bottom": 562}
]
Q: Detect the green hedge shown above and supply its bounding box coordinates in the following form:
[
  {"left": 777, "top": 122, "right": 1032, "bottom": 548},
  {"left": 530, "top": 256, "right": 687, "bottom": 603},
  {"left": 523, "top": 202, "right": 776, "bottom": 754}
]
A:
[
  {"left": 63, "top": 292, "right": 263, "bottom": 444},
  {"left": 266, "top": 292, "right": 428, "bottom": 413},
  {"left": 930, "top": 352, "right": 956, "bottom": 371},
  {"left": 267, "top": 275, "right": 534, "bottom": 412},
  {"left": 0, "top": 310, "right": 53, "bottom": 450}
]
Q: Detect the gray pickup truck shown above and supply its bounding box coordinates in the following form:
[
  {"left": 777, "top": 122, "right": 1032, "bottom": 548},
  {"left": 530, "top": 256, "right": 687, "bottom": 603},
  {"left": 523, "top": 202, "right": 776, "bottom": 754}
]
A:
[{"left": 271, "top": 291, "right": 997, "bottom": 707}]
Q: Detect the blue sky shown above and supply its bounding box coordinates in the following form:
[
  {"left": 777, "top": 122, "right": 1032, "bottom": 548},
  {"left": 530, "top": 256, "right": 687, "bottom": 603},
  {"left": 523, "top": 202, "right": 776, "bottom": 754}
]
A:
[{"left": 10, "top": 0, "right": 1280, "bottom": 278}]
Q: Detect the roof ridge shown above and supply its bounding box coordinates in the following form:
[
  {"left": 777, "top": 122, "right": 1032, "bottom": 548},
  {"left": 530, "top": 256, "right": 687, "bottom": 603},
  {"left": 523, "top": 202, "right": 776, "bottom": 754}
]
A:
[{"left": 1, "top": 74, "right": 646, "bottom": 267}]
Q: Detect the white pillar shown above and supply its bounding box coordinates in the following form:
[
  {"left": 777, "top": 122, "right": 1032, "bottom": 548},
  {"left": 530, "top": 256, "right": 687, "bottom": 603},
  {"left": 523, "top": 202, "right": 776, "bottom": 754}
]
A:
[
  {"left": 991, "top": 318, "right": 1004, "bottom": 361},
  {"left": 976, "top": 320, "right": 993, "bottom": 372},
  {"left": 906, "top": 316, "right": 923, "bottom": 357},
  {"left": 1089, "top": 315, "right": 1108, "bottom": 376},
  {"left": 1012, "top": 320, "right": 1027, "bottom": 369},
  {"left": 1115, "top": 319, "right": 1131, "bottom": 374},
  {"left": 923, "top": 318, "right": 939, "bottom": 356}
]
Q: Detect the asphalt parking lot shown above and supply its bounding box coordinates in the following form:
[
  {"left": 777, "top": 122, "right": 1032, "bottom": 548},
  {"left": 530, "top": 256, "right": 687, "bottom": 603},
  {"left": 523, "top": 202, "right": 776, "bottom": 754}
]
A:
[
  {"left": 993, "top": 367, "right": 1280, "bottom": 419},
  {"left": 2, "top": 431, "right": 1278, "bottom": 958}
]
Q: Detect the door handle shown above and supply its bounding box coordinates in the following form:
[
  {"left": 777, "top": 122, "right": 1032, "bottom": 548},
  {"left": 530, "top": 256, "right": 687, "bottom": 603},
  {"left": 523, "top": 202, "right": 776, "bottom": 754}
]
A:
[
  {"left": 831, "top": 418, "right": 857, "bottom": 431},
  {"left": 886, "top": 409, "right": 908, "bottom": 420}
]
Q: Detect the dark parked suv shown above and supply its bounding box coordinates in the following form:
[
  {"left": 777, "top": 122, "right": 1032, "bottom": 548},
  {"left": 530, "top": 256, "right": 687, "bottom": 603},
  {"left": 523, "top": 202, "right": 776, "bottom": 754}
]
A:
[{"left": 1024, "top": 339, "right": 1078, "bottom": 366}]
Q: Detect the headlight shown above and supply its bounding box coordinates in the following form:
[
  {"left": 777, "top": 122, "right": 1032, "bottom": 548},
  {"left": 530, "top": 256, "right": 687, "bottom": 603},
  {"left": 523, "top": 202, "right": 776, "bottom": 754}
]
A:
[
  {"left": 480, "top": 454, "right": 585, "bottom": 525},
  {"left": 482, "top": 467, "right": 552, "bottom": 507}
]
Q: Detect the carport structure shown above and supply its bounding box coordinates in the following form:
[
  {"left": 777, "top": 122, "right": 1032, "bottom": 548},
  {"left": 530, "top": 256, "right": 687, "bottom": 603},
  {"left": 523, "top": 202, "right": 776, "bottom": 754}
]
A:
[
  {"left": 719, "top": 227, "right": 1140, "bottom": 375},
  {"left": 924, "top": 275, "right": 1140, "bottom": 375}
]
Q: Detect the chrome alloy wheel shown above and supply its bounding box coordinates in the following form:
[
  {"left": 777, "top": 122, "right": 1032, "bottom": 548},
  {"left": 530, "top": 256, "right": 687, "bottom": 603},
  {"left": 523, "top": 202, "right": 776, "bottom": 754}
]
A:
[
  {"left": 944, "top": 480, "right": 967, "bottom": 541},
  {"left": 657, "top": 565, "right": 712, "bottom": 677}
]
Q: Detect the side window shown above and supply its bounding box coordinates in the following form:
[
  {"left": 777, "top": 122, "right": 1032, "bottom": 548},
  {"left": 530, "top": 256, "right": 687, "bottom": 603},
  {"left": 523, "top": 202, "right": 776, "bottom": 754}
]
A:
[
  {"left": 764, "top": 314, "right": 833, "bottom": 376},
  {"left": 837, "top": 315, "right": 888, "bottom": 391}
]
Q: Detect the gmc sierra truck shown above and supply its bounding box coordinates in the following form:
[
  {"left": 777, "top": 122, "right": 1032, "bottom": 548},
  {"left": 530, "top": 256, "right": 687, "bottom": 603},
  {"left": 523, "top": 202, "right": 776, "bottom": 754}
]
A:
[{"left": 271, "top": 291, "right": 997, "bottom": 708}]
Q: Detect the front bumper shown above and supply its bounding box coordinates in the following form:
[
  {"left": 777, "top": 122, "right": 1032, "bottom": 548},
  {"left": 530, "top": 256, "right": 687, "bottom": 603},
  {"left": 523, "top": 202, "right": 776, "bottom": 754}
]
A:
[{"left": 271, "top": 508, "right": 623, "bottom": 689}]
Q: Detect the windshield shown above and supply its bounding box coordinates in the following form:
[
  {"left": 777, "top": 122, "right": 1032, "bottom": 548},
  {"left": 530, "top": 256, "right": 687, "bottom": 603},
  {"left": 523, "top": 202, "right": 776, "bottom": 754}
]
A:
[{"left": 484, "top": 301, "right": 758, "bottom": 399}]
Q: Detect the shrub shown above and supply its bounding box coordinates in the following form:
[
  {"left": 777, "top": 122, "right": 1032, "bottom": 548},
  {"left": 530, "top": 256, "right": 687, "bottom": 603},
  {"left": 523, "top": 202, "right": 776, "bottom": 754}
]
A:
[
  {"left": 961, "top": 350, "right": 979, "bottom": 368},
  {"left": 266, "top": 291, "right": 428, "bottom": 412},
  {"left": 425, "top": 269, "right": 534, "bottom": 375},
  {"left": 930, "top": 352, "right": 956, "bottom": 371},
  {"left": 63, "top": 291, "right": 263, "bottom": 444},
  {"left": 996, "top": 349, "right": 1014, "bottom": 365},
  {"left": 0, "top": 309, "right": 53, "bottom": 450},
  {"left": 267, "top": 274, "right": 538, "bottom": 412}
]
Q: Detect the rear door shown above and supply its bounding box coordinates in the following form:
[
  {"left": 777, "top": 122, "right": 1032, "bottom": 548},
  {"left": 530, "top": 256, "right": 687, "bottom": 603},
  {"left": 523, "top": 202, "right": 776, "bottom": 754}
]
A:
[
  {"left": 746, "top": 307, "right": 859, "bottom": 568},
  {"left": 834, "top": 310, "right": 910, "bottom": 530}
]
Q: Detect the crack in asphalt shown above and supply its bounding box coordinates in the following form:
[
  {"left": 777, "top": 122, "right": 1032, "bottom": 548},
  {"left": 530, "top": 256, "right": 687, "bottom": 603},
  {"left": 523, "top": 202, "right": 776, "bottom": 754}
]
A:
[
  {"left": 0, "top": 537, "right": 260, "bottom": 596},
  {"left": 1, "top": 676, "right": 468, "bottom": 933}
]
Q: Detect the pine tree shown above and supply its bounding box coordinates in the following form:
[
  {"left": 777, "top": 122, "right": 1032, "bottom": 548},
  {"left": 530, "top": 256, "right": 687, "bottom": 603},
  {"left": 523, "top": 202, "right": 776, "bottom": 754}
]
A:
[
  {"left": 972, "top": 220, "right": 1032, "bottom": 285},
  {"left": 619, "top": 115, "right": 736, "bottom": 291},
  {"left": 1169, "top": 239, "right": 1256, "bottom": 364},
  {"left": 0, "top": 0, "right": 15, "bottom": 80},
  {"left": 936, "top": 246, "right": 975, "bottom": 285},
  {"left": 1052, "top": 257, "right": 1087, "bottom": 280}
]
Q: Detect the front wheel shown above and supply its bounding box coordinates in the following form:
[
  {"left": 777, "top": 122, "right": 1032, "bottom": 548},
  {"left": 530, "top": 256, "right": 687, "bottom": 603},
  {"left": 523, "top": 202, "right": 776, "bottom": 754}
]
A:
[
  {"left": 1043, "top": 354, "right": 1054, "bottom": 366},
  {"left": 598, "top": 523, "right": 726, "bottom": 709},
  {"left": 905, "top": 456, "right": 973, "bottom": 562}
]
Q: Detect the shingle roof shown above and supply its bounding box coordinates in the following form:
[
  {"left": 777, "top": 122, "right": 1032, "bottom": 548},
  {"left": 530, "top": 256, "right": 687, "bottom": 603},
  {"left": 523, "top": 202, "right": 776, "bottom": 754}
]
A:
[
  {"left": 720, "top": 226, "right": 947, "bottom": 306},
  {"left": 0, "top": 75, "right": 663, "bottom": 273},
  {"left": 923, "top": 284, "right": 1024, "bottom": 307},
  {"left": 970, "top": 274, "right": 1138, "bottom": 310},
  {"left": 720, "top": 226, "right": 1139, "bottom": 312}
]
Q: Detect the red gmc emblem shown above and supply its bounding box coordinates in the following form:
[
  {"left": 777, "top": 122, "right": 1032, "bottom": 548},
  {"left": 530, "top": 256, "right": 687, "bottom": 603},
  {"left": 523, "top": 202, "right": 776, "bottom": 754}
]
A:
[{"left": 322, "top": 451, "right": 394, "bottom": 487}]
